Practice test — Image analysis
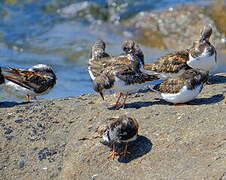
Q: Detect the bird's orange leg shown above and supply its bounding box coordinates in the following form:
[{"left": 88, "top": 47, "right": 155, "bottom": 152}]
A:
[
  {"left": 120, "top": 144, "right": 131, "bottom": 156},
  {"left": 122, "top": 93, "right": 129, "bottom": 109},
  {"left": 109, "top": 92, "right": 123, "bottom": 108},
  {"left": 108, "top": 143, "right": 119, "bottom": 159}
]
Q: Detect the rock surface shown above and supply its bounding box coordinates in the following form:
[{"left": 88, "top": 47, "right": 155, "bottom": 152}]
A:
[
  {"left": 1, "top": 74, "right": 226, "bottom": 180},
  {"left": 124, "top": 2, "right": 226, "bottom": 50}
]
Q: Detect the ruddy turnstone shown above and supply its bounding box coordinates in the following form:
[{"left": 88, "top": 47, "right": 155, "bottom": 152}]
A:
[
  {"left": 98, "top": 115, "right": 139, "bottom": 159},
  {"left": 88, "top": 39, "right": 111, "bottom": 80},
  {"left": 88, "top": 39, "right": 144, "bottom": 80},
  {"left": 152, "top": 69, "right": 209, "bottom": 105},
  {"left": 187, "top": 25, "right": 217, "bottom": 73},
  {"left": 3, "top": 64, "right": 56, "bottom": 101},
  {"left": 93, "top": 53, "right": 159, "bottom": 109},
  {"left": 121, "top": 40, "right": 144, "bottom": 67},
  {"left": 143, "top": 25, "right": 216, "bottom": 79}
]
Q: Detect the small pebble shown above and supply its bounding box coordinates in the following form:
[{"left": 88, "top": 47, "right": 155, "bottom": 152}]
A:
[
  {"left": 15, "top": 119, "right": 23, "bottom": 123},
  {"left": 5, "top": 136, "right": 14, "bottom": 140},
  {"left": 18, "top": 160, "right": 25, "bottom": 168},
  {"left": 4, "top": 128, "right": 13, "bottom": 134}
]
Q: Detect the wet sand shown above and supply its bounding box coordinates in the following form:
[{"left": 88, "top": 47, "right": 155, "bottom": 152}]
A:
[{"left": 0, "top": 74, "right": 226, "bottom": 180}]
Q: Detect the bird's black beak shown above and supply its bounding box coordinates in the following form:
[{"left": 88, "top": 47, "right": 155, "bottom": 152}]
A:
[{"left": 99, "top": 91, "right": 104, "bottom": 100}]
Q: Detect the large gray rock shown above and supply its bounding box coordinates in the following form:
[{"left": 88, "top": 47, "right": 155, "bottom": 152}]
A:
[
  {"left": 125, "top": 4, "right": 226, "bottom": 50},
  {"left": 1, "top": 73, "right": 226, "bottom": 179}
]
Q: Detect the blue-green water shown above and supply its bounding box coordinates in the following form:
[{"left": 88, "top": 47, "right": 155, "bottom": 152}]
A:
[{"left": 0, "top": 0, "right": 209, "bottom": 100}]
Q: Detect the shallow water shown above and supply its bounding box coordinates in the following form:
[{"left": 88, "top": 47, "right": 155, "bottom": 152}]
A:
[{"left": 0, "top": 0, "right": 212, "bottom": 100}]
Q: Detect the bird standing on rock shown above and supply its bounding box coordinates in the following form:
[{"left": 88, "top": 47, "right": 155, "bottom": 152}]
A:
[
  {"left": 98, "top": 115, "right": 139, "bottom": 159},
  {"left": 88, "top": 39, "right": 145, "bottom": 80},
  {"left": 143, "top": 25, "right": 217, "bottom": 79},
  {"left": 93, "top": 51, "right": 159, "bottom": 109},
  {"left": 3, "top": 64, "right": 56, "bottom": 101},
  {"left": 152, "top": 68, "right": 209, "bottom": 105}
]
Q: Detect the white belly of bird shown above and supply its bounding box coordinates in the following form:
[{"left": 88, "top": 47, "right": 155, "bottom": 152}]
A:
[
  {"left": 88, "top": 66, "right": 96, "bottom": 80},
  {"left": 187, "top": 54, "right": 216, "bottom": 72},
  {"left": 113, "top": 76, "right": 145, "bottom": 94},
  {"left": 161, "top": 84, "right": 203, "bottom": 104},
  {"left": 4, "top": 81, "right": 36, "bottom": 96}
]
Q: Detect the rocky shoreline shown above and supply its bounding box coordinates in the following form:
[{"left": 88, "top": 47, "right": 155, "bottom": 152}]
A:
[
  {"left": 1, "top": 74, "right": 226, "bottom": 180},
  {"left": 124, "top": 2, "right": 226, "bottom": 50}
]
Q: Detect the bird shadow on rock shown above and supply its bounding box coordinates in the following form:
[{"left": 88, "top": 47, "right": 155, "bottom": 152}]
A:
[
  {"left": 208, "top": 75, "right": 226, "bottom": 84},
  {"left": 0, "top": 101, "right": 31, "bottom": 108},
  {"left": 117, "top": 135, "right": 152, "bottom": 163},
  {"left": 193, "top": 94, "right": 225, "bottom": 105},
  {"left": 124, "top": 98, "right": 170, "bottom": 109},
  {"left": 150, "top": 94, "right": 224, "bottom": 106},
  {"left": 117, "top": 101, "right": 154, "bottom": 110}
]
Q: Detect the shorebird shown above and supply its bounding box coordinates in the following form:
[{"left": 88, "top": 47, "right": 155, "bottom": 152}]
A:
[
  {"left": 152, "top": 69, "right": 209, "bottom": 105},
  {"left": 88, "top": 39, "right": 111, "bottom": 80},
  {"left": 98, "top": 115, "right": 139, "bottom": 159},
  {"left": 121, "top": 40, "right": 144, "bottom": 67},
  {"left": 143, "top": 25, "right": 217, "bottom": 79},
  {"left": 3, "top": 64, "right": 56, "bottom": 101},
  {"left": 88, "top": 39, "right": 145, "bottom": 80},
  {"left": 93, "top": 52, "right": 159, "bottom": 109}
]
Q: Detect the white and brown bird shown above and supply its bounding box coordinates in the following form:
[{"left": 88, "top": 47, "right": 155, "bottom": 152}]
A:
[
  {"left": 3, "top": 64, "right": 56, "bottom": 101},
  {"left": 98, "top": 115, "right": 139, "bottom": 159},
  {"left": 121, "top": 40, "right": 144, "bottom": 67},
  {"left": 152, "top": 69, "right": 209, "bottom": 105},
  {"left": 88, "top": 39, "right": 111, "bottom": 80},
  {"left": 93, "top": 52, "right": 159, "bottom": 109},
  {"left": 143, "top": 25, "right": 216, "bottom": 79},
  {"left": 88, "top": 39, "right": 144, "bottom": 80}
]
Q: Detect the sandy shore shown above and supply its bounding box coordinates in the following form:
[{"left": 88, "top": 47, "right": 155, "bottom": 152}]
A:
[{"left": 0, "top": 74, "right": 226, "bottom": 180}]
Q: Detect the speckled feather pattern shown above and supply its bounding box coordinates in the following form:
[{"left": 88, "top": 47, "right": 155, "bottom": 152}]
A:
[
  {"left": 103, "top": 115, "right": 139, "bottom": 143},
  {"left": 153, "top": 69, "right": 208, "bottom": 94},
  {"left": 144, "top": 49, "right": 191, "bottom": 73},
  {"left": 144, "top": 26, "right": 216, "bottom": 75},
  {"left": 3, "top": 65, "right": 56, "bottom": 94},
  {"left": 89, "top": 40, "right": 145, "bottom": 80}
]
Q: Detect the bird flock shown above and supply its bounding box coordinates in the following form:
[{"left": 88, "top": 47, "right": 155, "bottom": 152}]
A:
[
  {"left": 89, "top": 25, "right": 217, "bottom": 158},
  {"left": 0, "top": 25, "right": 217, "bottom": 159}
]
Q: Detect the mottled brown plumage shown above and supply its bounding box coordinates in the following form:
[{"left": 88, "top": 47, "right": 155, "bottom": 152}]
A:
[
  {"left": 93, "top": 54, "right": 159, "bottom": 108},
  {"left": 144, "top": 26, "right": 216, "bottom": 78},
  {"left": 122, "top": 40, "right": 144, "bottom": 66},
  {"left": 3, "top": 64, "right": 56, "bottom": 100},
  {"left": 154, "top": 69, "right": 208, "bottom": 94},
  {"left": 144, "top": 49, "right": 190, "bottom": 74},
  {"left": 99, "top": 115, "right": 139, "bottom": 158},
  {"left": 152, "top": 69, "right": 209, "bottom": 104},
  {"left": 88, "top": 39, "right": 144, "bottom": 80}
]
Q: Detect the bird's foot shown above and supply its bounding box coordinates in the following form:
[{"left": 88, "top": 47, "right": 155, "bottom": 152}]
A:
[
  {"left": 108, "top": 151, "right": 119, "bottom": 159},
  {"left": 120, "top": 150, "right": 131, "bottom": 156}
]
